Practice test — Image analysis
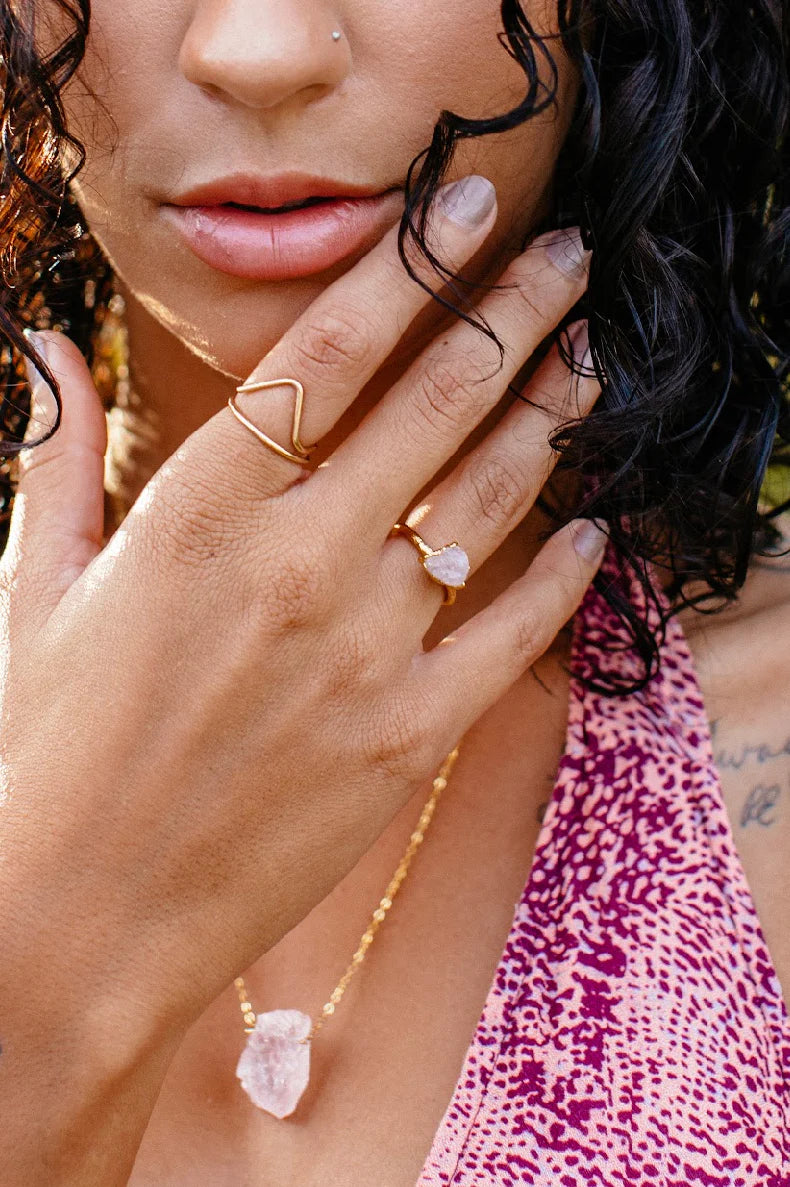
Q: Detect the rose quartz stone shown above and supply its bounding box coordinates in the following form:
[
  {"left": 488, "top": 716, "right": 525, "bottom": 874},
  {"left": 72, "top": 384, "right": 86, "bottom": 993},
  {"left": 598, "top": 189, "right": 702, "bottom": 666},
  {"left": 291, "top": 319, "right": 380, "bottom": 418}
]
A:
[
  {"left": 424, "top": 544, "right": 470, "bottom": 588},
  {"left": 236, "top": 1009, "right": 312, "bottom": 1119}
]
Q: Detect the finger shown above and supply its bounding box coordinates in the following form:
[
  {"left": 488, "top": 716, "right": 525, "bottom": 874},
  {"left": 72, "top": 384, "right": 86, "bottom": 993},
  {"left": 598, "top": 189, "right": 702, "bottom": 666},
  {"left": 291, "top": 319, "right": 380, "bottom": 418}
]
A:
[
  {"left": 204, "top": 175, "right": 499, "bottom": 498},
  {"left": 1, "top": 331, "right": 108, "bottom": 626},
  {"left": 333, "top": 226, "right": 592, "bottom": 530},
  {"left": 415, "top": 519, "right": 607, "bottom": 738},
  {"left": 385, "top": 319, "right": 599, "bottom": 613}
]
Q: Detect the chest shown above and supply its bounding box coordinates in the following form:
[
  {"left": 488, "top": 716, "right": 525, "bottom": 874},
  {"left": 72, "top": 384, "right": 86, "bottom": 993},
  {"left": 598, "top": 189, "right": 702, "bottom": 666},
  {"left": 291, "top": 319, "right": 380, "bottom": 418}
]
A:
[
  {"left": 129, "top": 620, "right": 790, "bottom": 1186},
  {"left": 683, "top": 599, "right": 790, "bottom": 1031},
  {"left": 129, "top": 663, "right": 571, "bottom": 1187}
]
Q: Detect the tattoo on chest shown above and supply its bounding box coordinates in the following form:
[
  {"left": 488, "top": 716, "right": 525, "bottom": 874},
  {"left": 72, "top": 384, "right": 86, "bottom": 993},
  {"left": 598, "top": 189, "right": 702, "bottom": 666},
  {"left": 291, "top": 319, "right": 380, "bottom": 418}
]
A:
[
  {"left": 711, "top": 722, "right": 789, "bottom": 829},
  {"left": 740, "top": 782, "right": 784, "bottom": 828},
  {"left": 713, "top": 732, "right": 790, "bottom": 772}
]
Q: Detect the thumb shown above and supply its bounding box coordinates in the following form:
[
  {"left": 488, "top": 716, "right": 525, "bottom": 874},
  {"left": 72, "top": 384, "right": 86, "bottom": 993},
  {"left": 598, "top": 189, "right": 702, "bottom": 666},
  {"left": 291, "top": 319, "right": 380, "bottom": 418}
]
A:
[{"left": 3, "top": 330, "right": 108, "bottom": 623}]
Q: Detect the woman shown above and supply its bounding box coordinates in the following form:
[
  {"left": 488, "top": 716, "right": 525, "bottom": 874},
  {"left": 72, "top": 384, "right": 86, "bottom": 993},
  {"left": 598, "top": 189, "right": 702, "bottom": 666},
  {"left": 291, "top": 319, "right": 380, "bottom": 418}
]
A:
[{"left": 0, "top": 0, "right": 787, "bottom": 1183}]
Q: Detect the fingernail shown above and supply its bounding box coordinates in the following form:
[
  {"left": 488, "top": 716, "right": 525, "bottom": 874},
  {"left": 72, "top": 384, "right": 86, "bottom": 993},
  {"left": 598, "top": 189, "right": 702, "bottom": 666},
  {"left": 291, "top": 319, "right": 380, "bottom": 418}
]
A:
[
  {"left": 533, "top": 227, "right": 591, "bottom": 279},
  {"left": 572, "top": 518, "right": 607, "bottom": 563},
  {"left": 435, "top": 175, "right": 497, "bottom": 229},
  {"left": 567, "top": 318, "right": 593, "bottom": 370},
  {"left": 22, "top": 329, "right": 57, "bottom": 435}
]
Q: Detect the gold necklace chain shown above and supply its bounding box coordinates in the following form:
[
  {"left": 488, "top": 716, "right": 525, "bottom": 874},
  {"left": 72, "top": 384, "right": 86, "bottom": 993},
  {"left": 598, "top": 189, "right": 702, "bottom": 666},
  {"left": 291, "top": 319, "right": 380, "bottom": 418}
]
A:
[{"left": 234, "top": 744, "right": 461, "bottom": 1045}]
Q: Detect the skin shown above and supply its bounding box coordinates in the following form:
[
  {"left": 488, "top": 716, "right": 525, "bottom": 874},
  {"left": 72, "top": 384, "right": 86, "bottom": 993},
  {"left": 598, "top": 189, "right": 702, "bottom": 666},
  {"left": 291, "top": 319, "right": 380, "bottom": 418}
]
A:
[
  {"left": 0, "top": 2, "right": 786, "bottom": 1184},
  {"left": 67, "top": 0, "right": 574, "bottom": 463}
]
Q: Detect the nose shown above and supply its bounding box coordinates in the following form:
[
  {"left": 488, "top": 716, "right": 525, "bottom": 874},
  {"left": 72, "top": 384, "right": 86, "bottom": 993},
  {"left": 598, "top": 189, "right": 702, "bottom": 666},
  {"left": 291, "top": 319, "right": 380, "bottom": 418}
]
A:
[{"left": 179, "top": 1, "right": 350, "bottom": 111}]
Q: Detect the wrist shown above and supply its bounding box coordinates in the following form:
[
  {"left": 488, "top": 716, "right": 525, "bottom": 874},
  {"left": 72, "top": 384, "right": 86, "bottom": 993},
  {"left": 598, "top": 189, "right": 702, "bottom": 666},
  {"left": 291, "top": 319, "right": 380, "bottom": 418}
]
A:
[{"left": 0, "top": 961, "right": 186, "bottom": 1185}]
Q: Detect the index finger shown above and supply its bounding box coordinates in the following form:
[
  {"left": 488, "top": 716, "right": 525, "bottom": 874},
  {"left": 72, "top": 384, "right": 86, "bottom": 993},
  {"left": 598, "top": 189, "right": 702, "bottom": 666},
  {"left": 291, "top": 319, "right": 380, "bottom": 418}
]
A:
[{"left": 203, "top": 175, "right": 499, "bottom": 495}]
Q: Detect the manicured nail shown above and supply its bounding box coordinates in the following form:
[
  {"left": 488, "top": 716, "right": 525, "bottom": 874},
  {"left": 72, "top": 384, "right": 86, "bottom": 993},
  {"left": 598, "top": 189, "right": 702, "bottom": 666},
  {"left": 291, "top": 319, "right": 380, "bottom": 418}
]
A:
[
  {"left": 533, "top": 227, "right": 591, "bottom": 278},
  {"left": 567, "top": 318, "right": 593, "bottom": 370},
  {"left": 572, "top": 518, "right": 607, "bottom": 563},
  {"left": 22, "top": 329, "right": 56, "bottom": 432},
  {"left": 435, "top": 175, "right": 497, "bottom": 229}
]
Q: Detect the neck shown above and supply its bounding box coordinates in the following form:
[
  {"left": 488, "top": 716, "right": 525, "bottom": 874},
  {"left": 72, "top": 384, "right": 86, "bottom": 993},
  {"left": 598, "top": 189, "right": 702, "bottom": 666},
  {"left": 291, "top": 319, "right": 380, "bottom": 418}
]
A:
[{"left": 108, "top": 284, "right": 564, "bottom": 645}]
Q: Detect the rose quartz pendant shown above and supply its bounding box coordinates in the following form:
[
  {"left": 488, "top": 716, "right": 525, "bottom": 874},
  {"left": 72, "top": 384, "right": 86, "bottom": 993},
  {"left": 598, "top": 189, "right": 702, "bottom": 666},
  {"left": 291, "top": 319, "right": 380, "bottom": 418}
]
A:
[
  {"left": 423, "top": 544, "right": 470, "bottom": 588},
  {"left": 236, "top": 1009, "right": 312, "bottom": 1119}
]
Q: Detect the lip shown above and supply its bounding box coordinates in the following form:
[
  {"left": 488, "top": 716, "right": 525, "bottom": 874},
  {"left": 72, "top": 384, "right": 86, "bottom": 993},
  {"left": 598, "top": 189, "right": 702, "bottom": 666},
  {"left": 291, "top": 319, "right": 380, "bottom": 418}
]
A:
[{"left": 161, "top": 172, "right": 404, "bottom": 281}]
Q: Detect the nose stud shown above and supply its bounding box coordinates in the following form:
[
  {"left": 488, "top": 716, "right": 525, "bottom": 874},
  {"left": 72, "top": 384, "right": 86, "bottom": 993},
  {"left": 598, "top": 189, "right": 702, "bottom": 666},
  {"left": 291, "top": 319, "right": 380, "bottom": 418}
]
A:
[{"left": 331, "top": 30, "right": 342, "bottom": 41}]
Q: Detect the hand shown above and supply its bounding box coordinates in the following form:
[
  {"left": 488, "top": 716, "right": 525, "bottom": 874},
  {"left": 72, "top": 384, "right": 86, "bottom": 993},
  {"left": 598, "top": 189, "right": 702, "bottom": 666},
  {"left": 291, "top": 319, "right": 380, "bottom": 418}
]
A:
[{"left": 0, "top": 175, "right": 600, "bottom": 1122}]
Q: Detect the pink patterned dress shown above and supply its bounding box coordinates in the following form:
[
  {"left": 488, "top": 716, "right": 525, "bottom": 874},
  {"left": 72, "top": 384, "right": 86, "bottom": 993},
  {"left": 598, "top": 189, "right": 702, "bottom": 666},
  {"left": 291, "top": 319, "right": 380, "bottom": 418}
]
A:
[{"left": 417, "top": 554, "right": 790, "bottom": 1186}]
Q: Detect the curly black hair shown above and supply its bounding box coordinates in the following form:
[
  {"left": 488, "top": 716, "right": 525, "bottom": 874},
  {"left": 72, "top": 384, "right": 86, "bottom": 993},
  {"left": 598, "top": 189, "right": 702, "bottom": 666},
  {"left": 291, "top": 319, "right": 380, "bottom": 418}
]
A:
[{"left": 1, "top": 0, "right": 789, "bottom": 691}]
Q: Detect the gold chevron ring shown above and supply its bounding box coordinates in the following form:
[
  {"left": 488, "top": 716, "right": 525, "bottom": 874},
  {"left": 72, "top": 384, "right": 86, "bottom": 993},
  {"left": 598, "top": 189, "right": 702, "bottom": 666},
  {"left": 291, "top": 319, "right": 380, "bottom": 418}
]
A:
[{"left": 228, "top": 377, "right": 313, "bottom": 466}]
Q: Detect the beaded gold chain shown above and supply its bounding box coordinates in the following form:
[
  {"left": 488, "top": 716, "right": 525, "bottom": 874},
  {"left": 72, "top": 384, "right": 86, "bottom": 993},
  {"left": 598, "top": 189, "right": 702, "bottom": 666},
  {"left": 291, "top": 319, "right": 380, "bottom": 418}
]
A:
[{"left": 234, "top": 744, "right": 461, "bottom": 1045}]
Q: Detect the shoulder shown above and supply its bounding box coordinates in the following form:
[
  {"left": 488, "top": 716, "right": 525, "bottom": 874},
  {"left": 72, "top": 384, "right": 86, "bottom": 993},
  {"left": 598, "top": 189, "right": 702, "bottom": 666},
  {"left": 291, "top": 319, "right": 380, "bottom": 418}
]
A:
[
  {"left": 677, "top": 513, "right": 790, "bottom": 803},
  {"left": 678, "top": 514, "right": 789, "bottom": 891},
  {"left": 678, "top": 519, "right": 790, "bottom": 996},
  {"left": 679, "top": 513, "right": 790, "bottom": 716}
]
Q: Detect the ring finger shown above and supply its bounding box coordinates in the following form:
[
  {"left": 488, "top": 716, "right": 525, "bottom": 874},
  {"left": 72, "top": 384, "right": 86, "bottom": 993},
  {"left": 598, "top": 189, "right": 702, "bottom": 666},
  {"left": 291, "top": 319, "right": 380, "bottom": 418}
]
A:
[
  {"left": 330, "top": 224, "right": 592, "bottom": 530},
  {"left": 384, "top": 319, "right": 599, "bottom": 611}
]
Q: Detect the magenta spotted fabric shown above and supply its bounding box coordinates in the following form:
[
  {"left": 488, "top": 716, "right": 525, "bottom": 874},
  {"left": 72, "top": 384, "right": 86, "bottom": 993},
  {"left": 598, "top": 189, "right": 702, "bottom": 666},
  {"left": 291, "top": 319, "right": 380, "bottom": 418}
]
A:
[{"left": 417, "top": 554, "right": 790, "bottom": 1186}]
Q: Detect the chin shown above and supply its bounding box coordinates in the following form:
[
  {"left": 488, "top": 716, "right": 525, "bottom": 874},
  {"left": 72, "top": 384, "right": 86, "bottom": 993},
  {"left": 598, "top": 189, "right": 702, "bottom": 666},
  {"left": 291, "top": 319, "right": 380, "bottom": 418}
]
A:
[
  {"left": 130, "top": 275, "right": 332, "bottom": 381},
  {"left": 143, "top": 297, "right": 250, "bottom": 379},
  {"left": 91, "top": 216, "right": 344, "bottom": 380}
]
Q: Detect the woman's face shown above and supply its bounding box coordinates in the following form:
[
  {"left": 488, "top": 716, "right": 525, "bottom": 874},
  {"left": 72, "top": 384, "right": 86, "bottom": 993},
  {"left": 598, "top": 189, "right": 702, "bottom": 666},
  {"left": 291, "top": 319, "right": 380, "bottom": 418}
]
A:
[{"left": 65, "top": 0, "right": 580, "bottom": 379}]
